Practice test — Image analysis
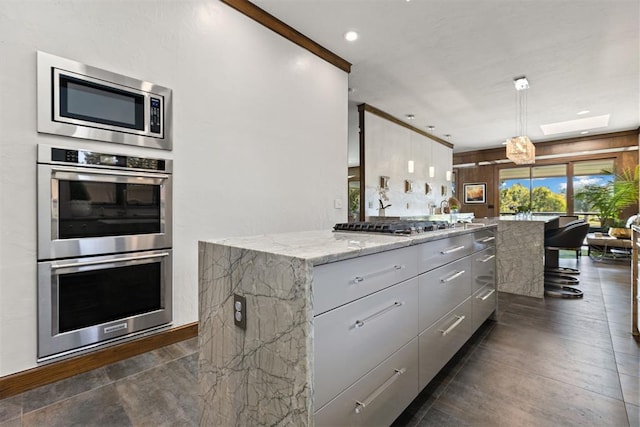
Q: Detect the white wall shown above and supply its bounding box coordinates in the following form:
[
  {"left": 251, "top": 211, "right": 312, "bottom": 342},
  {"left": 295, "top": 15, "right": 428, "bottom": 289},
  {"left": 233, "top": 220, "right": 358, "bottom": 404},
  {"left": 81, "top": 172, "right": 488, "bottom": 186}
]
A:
[
  {"left": 363, "top": 112, "right": 453, "bottom": 217},
  {"left": 348, "top": 102, "right": 360, "bottom": 166},
  {"left": 0, "top": 0, "right": 347, "bottom": 376}
]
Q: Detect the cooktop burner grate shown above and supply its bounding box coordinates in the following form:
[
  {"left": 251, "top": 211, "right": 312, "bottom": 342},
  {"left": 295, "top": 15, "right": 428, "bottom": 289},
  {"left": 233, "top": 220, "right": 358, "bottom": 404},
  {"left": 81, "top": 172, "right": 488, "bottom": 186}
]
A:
[{"left": 333, "top": 220, "right": 450, "bottom": 235}]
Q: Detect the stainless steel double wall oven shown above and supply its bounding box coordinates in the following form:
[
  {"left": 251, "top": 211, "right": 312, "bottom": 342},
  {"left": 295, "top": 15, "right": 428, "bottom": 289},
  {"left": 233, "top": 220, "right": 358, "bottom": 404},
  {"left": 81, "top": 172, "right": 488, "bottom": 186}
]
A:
[{"left": 37, "top": 145, "right": 173, "bottom": 360}]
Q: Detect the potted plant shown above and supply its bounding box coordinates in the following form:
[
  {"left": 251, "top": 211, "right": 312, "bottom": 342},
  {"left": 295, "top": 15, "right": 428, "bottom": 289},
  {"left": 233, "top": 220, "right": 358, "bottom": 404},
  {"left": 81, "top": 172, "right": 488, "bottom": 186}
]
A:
[
  {"left": 69, "top": 181, "right": 92, "bottom": 216},
  {"left": 574, "top": 166, "right": 638, "bottom": 235}
]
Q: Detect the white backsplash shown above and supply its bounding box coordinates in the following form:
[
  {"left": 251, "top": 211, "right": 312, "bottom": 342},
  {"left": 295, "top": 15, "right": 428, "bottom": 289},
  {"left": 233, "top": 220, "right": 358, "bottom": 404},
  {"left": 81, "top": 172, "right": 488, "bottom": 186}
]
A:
[{"left": 363, "top": 112, "right": 453, "bottom": 218}]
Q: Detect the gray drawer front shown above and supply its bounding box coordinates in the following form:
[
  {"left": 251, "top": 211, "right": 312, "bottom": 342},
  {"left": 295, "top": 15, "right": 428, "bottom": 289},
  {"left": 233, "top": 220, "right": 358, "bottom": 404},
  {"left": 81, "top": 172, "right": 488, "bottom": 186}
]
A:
[
  {"left": 471, "top": 246, "right": 496, "bottom": 294},
  {"left": 418, "top": 256, "right": 472, "bottom": 331},
  {"left": 314, "top": 278, "right": 419, "bottom": 410},
  {"left": 472, "top": 284, "right": 497, "bottom": 329},
  {"left": 473, "top": 228, "right": 496, "bottom": 252},
  {"left": 313, "top": 246, "right": 418, "bottom": 315},
  {"left": 418, "top": 233, "right": 474, "bottom": 273},
  {"left": 315, "top": 338, "right": 419, "bottom": 427},
  {"left": 418, "top": 297, "right": 473, "bottom": 389}
]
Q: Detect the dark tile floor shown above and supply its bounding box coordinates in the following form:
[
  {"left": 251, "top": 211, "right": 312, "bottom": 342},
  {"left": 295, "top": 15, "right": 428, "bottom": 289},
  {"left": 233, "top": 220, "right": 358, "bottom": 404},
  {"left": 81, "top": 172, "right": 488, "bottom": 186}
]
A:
[
  {"left": 0, "top": 256, "right": 638, "bottom": 426},
  {"left": 394, "top": 256, "right": 639, "bottom": 427}
]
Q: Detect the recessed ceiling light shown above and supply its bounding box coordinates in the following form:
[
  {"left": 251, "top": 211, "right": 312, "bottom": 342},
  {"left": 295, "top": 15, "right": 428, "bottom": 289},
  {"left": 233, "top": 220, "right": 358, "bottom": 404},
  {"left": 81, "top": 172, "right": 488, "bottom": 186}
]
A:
[
  {"left": 406, "top": 114, "right": 415, "bottom": 120},
  {"left": 344, "top": 31, "right": 359, "bottom": 42},
  {"left": 348, "top": 87, "right": 356, "bottom": 93},
  {"left": 540, "top": 114, "right": 609, "bottom": 136},
  {"left": 577, "top": 110, "right": 590, "bottom": 115},
  {"left": 426, "top": 125, "right": 435, "bottom": 132},
  {"left": 580, "top": 131, "right": 589, "bottom": 135},
  {"left": 444, "top": 134, "right": 451, "bottom": 138}
]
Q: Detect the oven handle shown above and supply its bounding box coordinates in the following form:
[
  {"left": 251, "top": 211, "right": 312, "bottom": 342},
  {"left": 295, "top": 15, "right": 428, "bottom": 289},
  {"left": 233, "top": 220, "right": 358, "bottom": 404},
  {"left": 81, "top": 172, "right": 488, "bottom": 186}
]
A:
[
  {"left": 51, "top": 165, "right": 170, "bottom": 181},
  {"left": 51, "top": 252, "right": 170, "bottom": 270}
]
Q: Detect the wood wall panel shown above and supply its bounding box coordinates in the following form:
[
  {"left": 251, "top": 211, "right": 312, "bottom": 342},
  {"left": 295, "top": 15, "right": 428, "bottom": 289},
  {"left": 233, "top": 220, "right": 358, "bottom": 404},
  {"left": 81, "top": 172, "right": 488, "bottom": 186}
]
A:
[
  {"left": 453, "top": 130, "right": 638, "bottom": 165},
  {"left": 453, "top": 129, "right": 639, "bottom": 217},
  {"left": 456, "top": 166, "right": 495, "bottom": 218}
]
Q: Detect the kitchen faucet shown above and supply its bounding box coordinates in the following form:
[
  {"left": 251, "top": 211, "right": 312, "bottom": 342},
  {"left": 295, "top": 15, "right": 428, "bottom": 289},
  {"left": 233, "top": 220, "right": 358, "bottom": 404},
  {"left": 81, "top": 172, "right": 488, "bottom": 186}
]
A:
[{"left": 440, "top": 200, "right": 448, "bottom": 212}]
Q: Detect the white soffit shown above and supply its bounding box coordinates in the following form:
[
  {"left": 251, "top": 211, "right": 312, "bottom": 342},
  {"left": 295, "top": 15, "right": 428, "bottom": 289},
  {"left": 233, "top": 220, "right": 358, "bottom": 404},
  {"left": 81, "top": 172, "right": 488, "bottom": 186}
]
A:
[{"left": 540, "top": 114, "right": 610, "bottom": 136}]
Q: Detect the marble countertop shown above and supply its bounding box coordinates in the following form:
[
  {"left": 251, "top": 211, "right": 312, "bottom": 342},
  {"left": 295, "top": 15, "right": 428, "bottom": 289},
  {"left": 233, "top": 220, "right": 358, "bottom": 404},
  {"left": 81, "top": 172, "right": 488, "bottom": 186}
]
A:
[{"left": 203, "top": 224, "right": 496, "bottom": 266}]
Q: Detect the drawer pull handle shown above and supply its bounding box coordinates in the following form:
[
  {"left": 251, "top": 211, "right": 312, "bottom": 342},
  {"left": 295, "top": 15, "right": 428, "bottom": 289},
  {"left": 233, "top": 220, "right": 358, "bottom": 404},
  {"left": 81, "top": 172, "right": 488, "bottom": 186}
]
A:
[
  {"left": 479, "top": 254, "right": 495, "bottom": 263},
  {"left": 354, "top": 301, "right": 403, "bottom": 329},
  {"left": 441, "top": 270, "right": 465, "bottom": 283},
  {"left": 441, "top": 245, "right": 465, "bottom": 255},
  {"left": 478, "top": 288, "right": 496, "bottom": 301},
  {"left": 479, "top": 236, "right": 495, "bottom": 243},
  {"left": 352, "top": 265, "right": 405, "bottom": 284},
  {"left": 354, "top": 367, "right": 406, "bottom": 414},
  {"left": 440, "top": 315, "right": 465, "bottom": 336}
]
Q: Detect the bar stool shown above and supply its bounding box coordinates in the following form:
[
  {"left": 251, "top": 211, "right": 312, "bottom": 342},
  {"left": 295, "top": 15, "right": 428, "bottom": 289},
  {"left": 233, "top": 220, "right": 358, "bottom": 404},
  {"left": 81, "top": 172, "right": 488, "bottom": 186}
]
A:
[{"left": 544, "top": 221, "right": 589, "bottom": 298}]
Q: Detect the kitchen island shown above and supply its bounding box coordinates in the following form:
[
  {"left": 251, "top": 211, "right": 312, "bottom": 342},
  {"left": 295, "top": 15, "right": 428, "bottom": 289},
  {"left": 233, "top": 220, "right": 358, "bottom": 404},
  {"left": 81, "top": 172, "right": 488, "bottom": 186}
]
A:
[
  {"left": 198, "top": 224, "right": 497, "bottom": 426},
  {"left": 496, "top": 215, "right": 559, "bottom": 298}
]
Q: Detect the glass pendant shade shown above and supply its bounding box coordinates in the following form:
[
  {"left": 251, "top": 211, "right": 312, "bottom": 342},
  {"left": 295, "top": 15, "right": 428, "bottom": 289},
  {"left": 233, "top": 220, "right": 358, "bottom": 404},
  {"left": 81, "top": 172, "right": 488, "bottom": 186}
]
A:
[{"left": 506, "top": 136, "right": 535, "bottom": 164}]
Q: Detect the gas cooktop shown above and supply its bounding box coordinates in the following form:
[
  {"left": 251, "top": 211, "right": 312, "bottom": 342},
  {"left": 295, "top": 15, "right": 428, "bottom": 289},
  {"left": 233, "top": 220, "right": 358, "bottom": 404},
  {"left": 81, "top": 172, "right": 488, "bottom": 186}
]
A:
[{"left": 333, "top": 220, "right": 450, "bottom": 235}]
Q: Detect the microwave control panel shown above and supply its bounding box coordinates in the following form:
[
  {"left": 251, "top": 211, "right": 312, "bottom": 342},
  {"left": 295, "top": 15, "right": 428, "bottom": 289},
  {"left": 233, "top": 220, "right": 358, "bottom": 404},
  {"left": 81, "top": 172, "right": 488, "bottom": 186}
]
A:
[{"left": 150, "top": 97, "right": 162, "bottom": 134}]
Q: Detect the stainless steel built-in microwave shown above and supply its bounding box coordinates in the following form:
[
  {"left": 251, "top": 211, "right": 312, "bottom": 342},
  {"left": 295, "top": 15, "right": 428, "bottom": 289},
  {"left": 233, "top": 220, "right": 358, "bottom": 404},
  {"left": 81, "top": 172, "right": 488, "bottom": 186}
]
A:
[{"left": 37, "top": 51, "right": 172, "bottom": 150}]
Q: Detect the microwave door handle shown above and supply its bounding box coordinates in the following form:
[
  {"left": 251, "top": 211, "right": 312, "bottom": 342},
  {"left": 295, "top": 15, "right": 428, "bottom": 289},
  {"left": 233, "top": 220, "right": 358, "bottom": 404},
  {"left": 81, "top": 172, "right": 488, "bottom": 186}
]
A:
[{"left": 51, "top": 252, "right": 170, "bottom": 270}]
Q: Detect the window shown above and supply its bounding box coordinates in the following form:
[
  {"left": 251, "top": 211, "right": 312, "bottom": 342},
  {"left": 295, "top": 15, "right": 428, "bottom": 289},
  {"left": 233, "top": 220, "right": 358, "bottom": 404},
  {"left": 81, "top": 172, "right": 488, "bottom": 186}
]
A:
[
  {"left": 499, "top": 159, "right": 616, "bottom": 217},
  {"left": 573, "top": 159, "right": 615, "bottom": 226},
  {"left": 499, "top": 165, "right": 567, "bottom": 214}
]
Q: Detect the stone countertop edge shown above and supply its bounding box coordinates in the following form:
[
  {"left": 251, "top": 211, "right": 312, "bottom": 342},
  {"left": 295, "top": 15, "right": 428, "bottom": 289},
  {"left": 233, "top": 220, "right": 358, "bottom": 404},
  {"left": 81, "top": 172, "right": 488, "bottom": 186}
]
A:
[{"left": 200, "top": 224, "right": 497, "bottom": 267}]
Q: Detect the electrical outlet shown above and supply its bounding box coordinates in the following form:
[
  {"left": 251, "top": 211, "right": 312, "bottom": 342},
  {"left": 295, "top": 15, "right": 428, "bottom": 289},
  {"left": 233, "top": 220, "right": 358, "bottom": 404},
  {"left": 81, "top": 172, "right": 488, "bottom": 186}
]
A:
[
  {"left": 233, "top": 294, "right": 246, "bottom": 330},
  {"left": 368, "top": 201, "right": 374, "bottom": 209},
  {"left": 334, "top": 198, "right": 343, "bottom": 209}
]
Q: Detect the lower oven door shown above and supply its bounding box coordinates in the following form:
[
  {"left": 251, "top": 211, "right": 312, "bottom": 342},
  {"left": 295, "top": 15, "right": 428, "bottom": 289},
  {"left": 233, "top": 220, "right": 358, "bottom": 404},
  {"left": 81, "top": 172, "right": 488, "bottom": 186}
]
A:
[{"left": 37, "top": 249, "right": 172, "bottom": 361}]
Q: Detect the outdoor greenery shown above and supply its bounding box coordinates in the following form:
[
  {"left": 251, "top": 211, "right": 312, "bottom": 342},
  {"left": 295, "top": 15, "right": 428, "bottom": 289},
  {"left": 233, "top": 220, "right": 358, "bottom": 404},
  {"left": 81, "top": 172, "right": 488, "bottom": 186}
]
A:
[
  {"left": 348, "top": 186, "right": 360, "bottom": 217},
  {"left": 574, "top": 167, "right": 639, "bottom": 228},
  {"left": 499, "top": 183, "right": 566, "bottom": 213}
]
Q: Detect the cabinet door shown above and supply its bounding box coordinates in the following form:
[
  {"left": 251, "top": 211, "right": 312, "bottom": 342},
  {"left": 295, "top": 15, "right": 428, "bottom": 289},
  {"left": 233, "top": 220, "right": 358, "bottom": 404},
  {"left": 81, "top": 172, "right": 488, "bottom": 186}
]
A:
[
  {"left": 471, "top": 246, "right": 495, "bottom": 295},
  {"left": 472, "top": 284, "right": 497, "bottom": 330},
  {"left": 314, "top": 278, "right": 419, "bottom": 410},
  {"left": 473, "top": 228, "right": 496, "bottom": 252},
  {"left": 418, "top": 297, "right": 472, "bottom": 389},
  {"left": 419, "top": 256, "right": 472, "bottom": 332},
  {"left": 417, "top": 233, "right": 474, "bottom": 273},
  {"left": 315, "top": 338, "right": 419, "bottom": 427},
  {"left": 313, "top": 245, "right": 418, "bottom": 315}
]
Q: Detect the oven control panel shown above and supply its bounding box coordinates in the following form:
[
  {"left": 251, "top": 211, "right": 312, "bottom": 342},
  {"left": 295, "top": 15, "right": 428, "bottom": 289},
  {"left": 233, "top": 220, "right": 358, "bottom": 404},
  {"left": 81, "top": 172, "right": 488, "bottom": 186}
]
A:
[{"left": 49, "top": 147, "right": 168, "bottom": 172}]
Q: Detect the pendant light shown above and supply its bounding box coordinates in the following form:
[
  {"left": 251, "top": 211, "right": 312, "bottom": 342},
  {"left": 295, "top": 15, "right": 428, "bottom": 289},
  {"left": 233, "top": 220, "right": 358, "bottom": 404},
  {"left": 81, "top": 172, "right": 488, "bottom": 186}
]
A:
[{"left": 506, "top": 76, "right": 535, "bottom": 164}]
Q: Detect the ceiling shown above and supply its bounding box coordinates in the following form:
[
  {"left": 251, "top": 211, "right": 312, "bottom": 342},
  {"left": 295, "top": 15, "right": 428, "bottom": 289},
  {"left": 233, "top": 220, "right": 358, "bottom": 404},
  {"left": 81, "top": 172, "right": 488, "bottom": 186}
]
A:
[{"left": 252, "top": 0, "right": 639, "bottom": 153}]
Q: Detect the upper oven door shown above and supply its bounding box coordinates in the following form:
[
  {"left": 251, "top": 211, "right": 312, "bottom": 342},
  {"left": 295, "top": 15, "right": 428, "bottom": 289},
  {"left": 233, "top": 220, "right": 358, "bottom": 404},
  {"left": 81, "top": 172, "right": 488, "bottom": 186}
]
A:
[{"left": 38, "top": 164, "right": 172, "bottom": 260}]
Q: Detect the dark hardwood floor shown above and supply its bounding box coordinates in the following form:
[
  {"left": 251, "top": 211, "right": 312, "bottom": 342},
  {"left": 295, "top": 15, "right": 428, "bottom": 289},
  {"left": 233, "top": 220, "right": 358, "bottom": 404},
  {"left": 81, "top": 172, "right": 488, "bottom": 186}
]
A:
[{"left": 0, "top": 256, "right": 637, "bottom": 426}]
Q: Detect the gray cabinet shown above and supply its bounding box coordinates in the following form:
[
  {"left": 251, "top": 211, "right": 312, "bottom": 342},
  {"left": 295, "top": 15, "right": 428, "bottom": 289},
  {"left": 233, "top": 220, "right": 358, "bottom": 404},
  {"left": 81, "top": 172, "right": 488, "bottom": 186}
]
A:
[
  {"left": 315, "top": 338, "right": 419, "bottom": 427},
  {"left": 312, "top": 228, "right": 496, "bottom": 425},
  {"left": 314, "top": 277, "right": 419, "bottom": 409},
  {"left": 418, "top": 297, "right": 472, "bottom": 389}
]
